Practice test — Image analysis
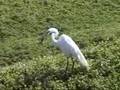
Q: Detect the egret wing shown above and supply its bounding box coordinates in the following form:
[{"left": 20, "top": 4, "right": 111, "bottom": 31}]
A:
[
  {"left": 57, "top": 34, "right": 89, "bottom": 70},
  {"left": 57, "top": 34, "right": 80, "bottom": 57}
]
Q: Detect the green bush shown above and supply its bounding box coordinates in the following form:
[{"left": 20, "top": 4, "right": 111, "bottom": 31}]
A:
[{"left": 0, "top": 0, "right": 120, "bottom": 89}]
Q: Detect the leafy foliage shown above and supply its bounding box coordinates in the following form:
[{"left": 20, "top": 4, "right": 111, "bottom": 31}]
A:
[{"left": 0, "top": 0, "right": 120, "bottom": 89}]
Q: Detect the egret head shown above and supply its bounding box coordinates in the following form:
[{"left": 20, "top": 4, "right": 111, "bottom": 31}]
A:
[{"left": 48, "top": 28, "right": 59, "bottom": 37}]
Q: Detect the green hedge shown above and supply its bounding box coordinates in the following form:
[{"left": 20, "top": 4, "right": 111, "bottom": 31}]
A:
[{"left": 0, "top": 39, "right": 120, "bottom": 90}]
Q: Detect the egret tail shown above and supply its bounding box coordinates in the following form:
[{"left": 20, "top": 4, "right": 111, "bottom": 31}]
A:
[{"left": 77, "top": 55, "right": 89, "bottom": 70}]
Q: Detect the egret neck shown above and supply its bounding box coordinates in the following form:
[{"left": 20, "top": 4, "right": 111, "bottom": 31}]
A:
[{"left": 51, "top": 33, "right": 58, "bottom": 46}]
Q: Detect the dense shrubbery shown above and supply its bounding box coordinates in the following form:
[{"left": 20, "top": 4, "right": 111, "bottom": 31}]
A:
[
  {"left": 0, "top": 0, "right": 120, "bottom": 89},
  {"left": 0, "top": 45, "right": 120, "bottom": 90}
]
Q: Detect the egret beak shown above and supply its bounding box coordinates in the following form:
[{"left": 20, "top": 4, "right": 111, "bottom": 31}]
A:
[
  {"left": 38, "top": 30, "right": 48, "bottom": 44},
  {"left": 48, "top": 31, "right": 52, "bottom": 35},
  {"left": 47, "top": 31, "right": 50, "bottom": 35}
]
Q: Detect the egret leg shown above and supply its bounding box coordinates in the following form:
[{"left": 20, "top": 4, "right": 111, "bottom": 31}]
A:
[
  {"left": 71, "top": 59, "right": 75, "bottom": 72},
  {"left": 65, "top": 58, "right": 69, "bottom": 73}
]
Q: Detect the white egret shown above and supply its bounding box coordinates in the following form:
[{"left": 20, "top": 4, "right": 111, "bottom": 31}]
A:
[{"left": 47, "top": 28, "right": 89, "bottom": 71}]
